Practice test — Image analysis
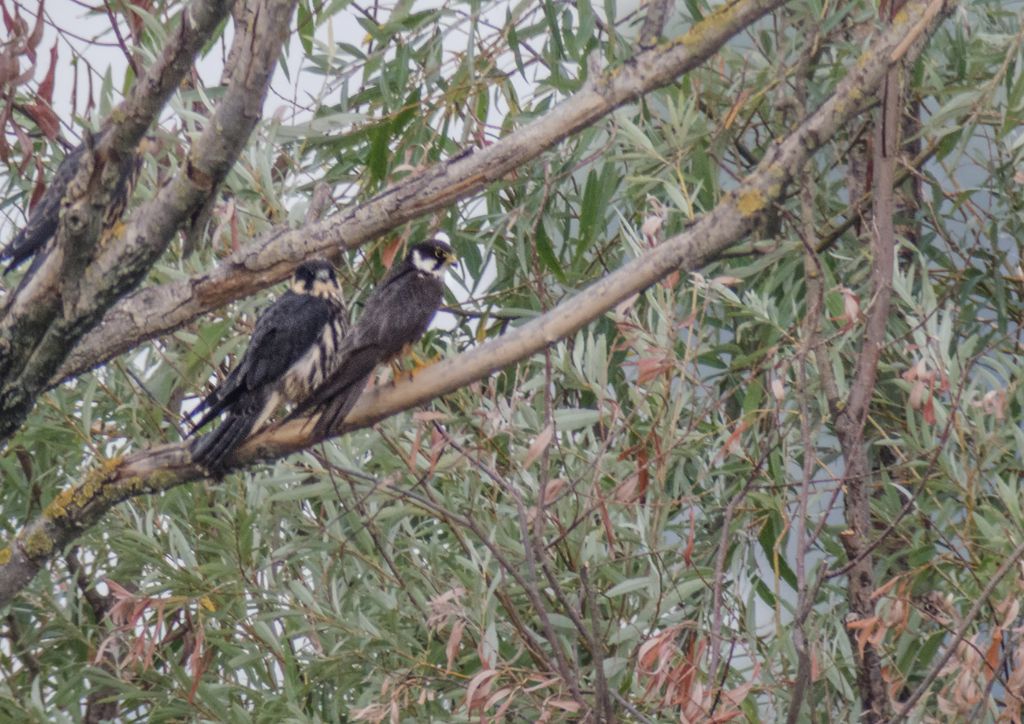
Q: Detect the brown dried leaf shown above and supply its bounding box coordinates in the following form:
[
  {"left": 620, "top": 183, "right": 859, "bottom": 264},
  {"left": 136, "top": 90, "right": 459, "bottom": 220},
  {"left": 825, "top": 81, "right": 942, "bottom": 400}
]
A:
[
  {"left": 350, "top": 703, "right": 388, "bottom": 722},
  {"left": 445, "top": 619, "right": 464, "bottom": 671},
  {"left": 28, "top": 156, "right": 46, "bottom": 210},
  {"left": 541, "top": 477, "right": 566, "bottom": 505},
  {"left": 484, "top": 687, "right": 514, "bottom": 711},
  {"left": 36, "top": 42, "right": 57, "bottom": 105},
  {"left": 25, "top": 0, "right": 45, "bottom": 57},
  {"left": 0, "top": 48, "right": 18, "bottom": 89},
  {"left": 637, "top": 625, "right": 681, "bottom": 676},
  {"left": 187, "top": 614, "right": 206, "bottom": 703},
  {"left": 464, "top": 668, "right": 499, "bottom": 712},
  {"left": 23, "top": 101, "right": 59, "bottom": 139},
  {"left": 546, "top": 698, "right": 581, "bottom": 713},
  {"left": 871, "top": 575, "right": 903, "bottom": 600},
  {"left": 611, "top": 474, "right": 637, "bottom": 504},
  {"left": 908, "top": 379, "right": 926, "bottom": 409},
  {"left": 922, "top": 392, "right": 936, "bottom": 425},
  {"left": 426, "top": 586, "right": 465, "bottom": 630},
  {"left": 985, "top": 628, "right": 1003, "bottom": 681},
  {"left": 380, "top": 235, "right": 403, "bottom": 270},
  {"left": 228, "top": 198, "right": 239, "bottom": 252},
  {"left": 641, "top": 213, "right": 663, "bottom": 241},
  {"left": 0, "top": 2, "right": 16, "bottom": 33},
  {"left": 718, "top": 419, "right": 749, "bottom": 460},
  {"left": 523, "top": 423, "right": 553, "bottom": 468},
  {"left": 846, "top": 615, "right": 883, "bottom": 659},
  {"left": 682, "top": 506, "right": 695, "bottom": 567},
  {"left": 635, "top": 354, "right": 672, "bottom": 384},
  {"left": 979, "top": 389, "right": 1007, "bottom": 421}
]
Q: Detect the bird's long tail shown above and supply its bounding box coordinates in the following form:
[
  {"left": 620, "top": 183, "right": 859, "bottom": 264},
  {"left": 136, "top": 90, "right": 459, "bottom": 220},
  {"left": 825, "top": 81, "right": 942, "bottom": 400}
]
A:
[
  {"left": 190, "top": 410, "right": 257, "bottom": 472},
  {"left": 311, "top": 373, "right": 372, "bottom": 438}
]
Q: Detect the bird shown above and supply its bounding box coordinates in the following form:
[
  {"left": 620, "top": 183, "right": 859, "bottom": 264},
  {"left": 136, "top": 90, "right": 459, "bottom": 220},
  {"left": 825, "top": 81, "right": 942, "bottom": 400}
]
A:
[
  {"left": 187, "top": 259, "right": 347, "bottom": 471},
  {"left": 1, "top": 130, "right": 146, "bottom": 274},
  {"left": 289, "top": 238, "right": 457, "bottom": 438}
]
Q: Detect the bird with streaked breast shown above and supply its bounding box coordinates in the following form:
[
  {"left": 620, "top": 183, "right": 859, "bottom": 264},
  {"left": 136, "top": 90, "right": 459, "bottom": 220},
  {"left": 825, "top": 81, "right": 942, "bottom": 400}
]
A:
[
  {"left": 289, "top": 238, "right": 458, "bottom": 437},
  {"left": 186, "top": 259, "right": 348, "bottom": 471}
]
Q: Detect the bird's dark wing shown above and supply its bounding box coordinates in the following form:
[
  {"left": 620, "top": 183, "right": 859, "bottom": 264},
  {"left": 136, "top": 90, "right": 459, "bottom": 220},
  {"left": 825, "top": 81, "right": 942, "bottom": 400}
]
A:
[
  {"left": 292, "top": 269, "right": 444, "bottom": 436},
  {"left": 185, "top": 291, "right": 332, "bottom": 433},
  {"left": 1, "top": 144, "right": 88, "bottom": 273},
  {"left": 243, "top": 293, "right": 331, "bottom": 389}
]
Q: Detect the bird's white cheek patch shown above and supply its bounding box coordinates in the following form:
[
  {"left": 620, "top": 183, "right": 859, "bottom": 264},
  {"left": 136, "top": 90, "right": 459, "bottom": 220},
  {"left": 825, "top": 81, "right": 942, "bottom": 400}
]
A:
[{"left": 412, "top": 249, "right": 440, "bottom": 275}]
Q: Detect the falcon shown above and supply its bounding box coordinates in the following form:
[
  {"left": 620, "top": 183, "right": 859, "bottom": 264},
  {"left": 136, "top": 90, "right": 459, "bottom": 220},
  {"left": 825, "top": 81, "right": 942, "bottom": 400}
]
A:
[
  {"left": 187, "top": 259, "right": 347, "bottom": 471},
  {"left": 290, "top": 239, "right": 457, "bottom": 437},
  {"left": 1, "top": 130, "right": 146, "bottom": 273}
]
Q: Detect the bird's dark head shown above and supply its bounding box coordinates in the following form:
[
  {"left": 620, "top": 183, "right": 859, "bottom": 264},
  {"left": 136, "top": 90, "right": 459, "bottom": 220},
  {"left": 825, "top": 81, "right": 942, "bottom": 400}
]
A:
[
  {"left": 292, "top": 259, "right": 340, "bottom": 299},
  {"left": 408, "top": 239, "right": 457, "bottom": 279}
]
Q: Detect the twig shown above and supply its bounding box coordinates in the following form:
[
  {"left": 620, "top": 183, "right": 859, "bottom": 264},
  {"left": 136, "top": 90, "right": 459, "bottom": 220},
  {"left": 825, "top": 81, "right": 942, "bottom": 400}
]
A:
[
  {"left": 581, "top": 564, "right": 613, "bottom": 722},
  {"left": 102, "top": 0, "right": 140, "bottom": 77},
  {"left": 707, "top": 440, "right": 774, "bottom": 700}
]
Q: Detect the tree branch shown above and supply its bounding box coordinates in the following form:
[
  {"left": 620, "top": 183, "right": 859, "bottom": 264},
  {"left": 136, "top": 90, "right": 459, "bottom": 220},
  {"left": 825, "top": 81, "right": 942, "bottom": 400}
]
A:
[
  {"left": 0, "top": 0, "right": 233, "bottom": 442},
  {"left": 54, "top": 0, "right": 788, "bottom": 386},
  {"left": 835, "top": 7, "right": 917, "bottom": 714},
  {"left": 639, "top": 0, "right": 674, "bottom": 48},
  {"left": 0, "top": 0, "right": 951, "bottom": 611}
]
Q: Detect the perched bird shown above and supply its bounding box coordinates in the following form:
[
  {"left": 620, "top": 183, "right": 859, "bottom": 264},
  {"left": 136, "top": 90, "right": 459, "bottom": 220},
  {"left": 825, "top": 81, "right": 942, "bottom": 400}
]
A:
[
  {"left": 1, "top": 130, "right": 145, "bottom": 274},
  {"left": 187, "top": 259, "right": 347, "bottom": 471},
  {"left": 290, "top": 239, "right": 457, "bottom": 437}
]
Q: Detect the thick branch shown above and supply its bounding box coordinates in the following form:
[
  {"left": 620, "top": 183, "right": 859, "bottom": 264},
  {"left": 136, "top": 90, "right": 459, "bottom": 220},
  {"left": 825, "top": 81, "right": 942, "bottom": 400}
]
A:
[
  {"left": 0, "top": 0, "right": 233, "bottom": 442},
  {"left": 56, "top": 0, "right": 788, "bottom": 385},
  {"left": 104, "top": 0, "right": 232, "bottom": 160},
  {"left": 0, "top": 0, "right": 951, "bottom": 609}
]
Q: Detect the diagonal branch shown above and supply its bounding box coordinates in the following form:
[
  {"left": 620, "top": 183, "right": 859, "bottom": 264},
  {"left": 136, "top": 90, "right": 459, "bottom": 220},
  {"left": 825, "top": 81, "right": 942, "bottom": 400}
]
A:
[
  {"left": 103, "top": 0, "right": 232, "bottom": 165},
  {"left": 0, "top": 0, "right": 951, "bottom": 610},
  {"left": 54, "top": 0, "right": 789, "bottom": 386},
  {"left": 0, "top": 0, "right": 293, "bottom": 444}
]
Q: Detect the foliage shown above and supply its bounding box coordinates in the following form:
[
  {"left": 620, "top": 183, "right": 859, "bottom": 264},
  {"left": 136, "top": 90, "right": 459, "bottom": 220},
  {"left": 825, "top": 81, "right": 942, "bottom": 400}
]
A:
[{"left": 1, "top": 0, "right": 1024, "bottom": 721}]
